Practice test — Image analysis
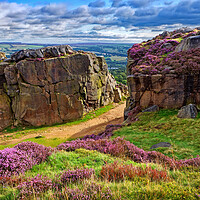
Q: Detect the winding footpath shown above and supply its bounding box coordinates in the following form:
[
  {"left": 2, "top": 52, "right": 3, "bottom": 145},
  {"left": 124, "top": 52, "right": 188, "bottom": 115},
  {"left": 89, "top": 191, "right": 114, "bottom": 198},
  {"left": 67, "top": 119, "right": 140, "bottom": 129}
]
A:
[{"left": 0, "top": 103, "right": 125, "bottom": 146}]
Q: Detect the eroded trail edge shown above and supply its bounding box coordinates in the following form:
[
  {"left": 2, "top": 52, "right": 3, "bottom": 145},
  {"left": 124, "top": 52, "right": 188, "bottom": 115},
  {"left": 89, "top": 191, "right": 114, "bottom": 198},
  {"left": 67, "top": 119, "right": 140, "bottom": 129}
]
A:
[{"left": 0, "top": 103, "right": 125, "bottom": 146}]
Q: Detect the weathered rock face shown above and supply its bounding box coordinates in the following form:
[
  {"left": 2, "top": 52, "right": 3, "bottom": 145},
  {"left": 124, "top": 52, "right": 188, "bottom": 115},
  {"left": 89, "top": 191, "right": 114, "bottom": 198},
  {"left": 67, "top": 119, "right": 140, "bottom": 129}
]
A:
[
  {"left": 0, "top": 45, "right": 122, "bottom": 130},
  {"left": 0, "top": 90, "right": 13, "bottom": 130},
  {"left": 127, "top": 74, "right": 200, "bottom": 109},
  {"left": 175, "top": 35, "right": 200, "bottom": 52},
  {"left": 0, "top": 62, "right": 13, "bottom": 130},
  {"left": 126, "top": 27, "right": 200, "bottom": 113},
  {"left": 11, "top": 45, "right": 74, "bottom": 62},
  {"left": 142, "top": 105, "right": 159, "bottom": 113}
]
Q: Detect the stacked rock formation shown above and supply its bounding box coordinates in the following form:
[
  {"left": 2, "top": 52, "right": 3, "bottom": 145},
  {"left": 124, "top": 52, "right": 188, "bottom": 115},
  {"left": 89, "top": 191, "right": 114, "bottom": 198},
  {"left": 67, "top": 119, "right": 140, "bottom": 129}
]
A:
[
  {"left": 126, "top": 27, "right": 200, "bottom": 116},
  {"left": 0, "top": 45, "right": 124, "bottom": 130}
]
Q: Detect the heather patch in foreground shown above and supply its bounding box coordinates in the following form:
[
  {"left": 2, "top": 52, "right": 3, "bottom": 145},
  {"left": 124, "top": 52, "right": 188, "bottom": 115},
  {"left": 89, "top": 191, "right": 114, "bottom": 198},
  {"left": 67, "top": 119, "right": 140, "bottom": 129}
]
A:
[
  {"left": 59, "top": 168, "right": 94, "bottom": 185},
  {"left": 52, "top": 182, "right": 114, "bottom": 200},
  {"left": 0, "top": 148, "right": 33, "bottom": 177},
  {"left": 0, "top": 149, "right": 199, "bottom": 199},
  {"left": 57, "top": 137, "right": 200, "bottom": 170},
  {"left": 17, "top": 175, "right": 53, "bottom": 198},
  {"left": 0, "top": 142, "right": 53, "bottom": 177}
]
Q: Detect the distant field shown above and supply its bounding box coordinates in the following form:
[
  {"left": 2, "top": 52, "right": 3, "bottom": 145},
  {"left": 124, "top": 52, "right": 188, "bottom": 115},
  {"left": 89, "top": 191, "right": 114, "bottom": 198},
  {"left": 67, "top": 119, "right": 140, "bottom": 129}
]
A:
[
  {"left": 0, "top": 43, "right": 47, "bottom": 58},
  {"left": 12, "top": 45, "right": 44, "bottom": 49},
  {"left": 110, "top": 56, "right": 127, "bottom": 61}
]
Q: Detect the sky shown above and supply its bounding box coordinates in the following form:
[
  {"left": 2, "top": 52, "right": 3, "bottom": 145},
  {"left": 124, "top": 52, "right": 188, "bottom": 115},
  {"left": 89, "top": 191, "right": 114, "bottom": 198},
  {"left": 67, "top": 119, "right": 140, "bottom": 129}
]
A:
[{"left": 0, "top": 0, "right": 200, "bottom": 44}]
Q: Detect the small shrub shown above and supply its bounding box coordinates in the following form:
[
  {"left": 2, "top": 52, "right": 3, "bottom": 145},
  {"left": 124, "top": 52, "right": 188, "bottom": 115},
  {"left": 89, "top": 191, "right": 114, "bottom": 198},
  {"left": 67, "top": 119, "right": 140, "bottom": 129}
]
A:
[
  {"left": 17, "top": 174, "right": 52, "bottom": 198},
  {"left": 54, "top": 182, "right": 113, "bottom": 200},
  {"left": 60, "top": 168, "right": 94, "bottom": 184},
  {"left": 100, "top": 162, "right": 170, "bottom": 182},
  {"left": 180, "top": 155, "right": 200, "bottom": 168},
  {"left": 0, "top": 176, "right": 23, "bottom": 187},
  {"left": 14, "top": 141, "right": 54, "bottom": 165},
  {"left": 0, "top": 148, "right": 33, "bottom": 177}
]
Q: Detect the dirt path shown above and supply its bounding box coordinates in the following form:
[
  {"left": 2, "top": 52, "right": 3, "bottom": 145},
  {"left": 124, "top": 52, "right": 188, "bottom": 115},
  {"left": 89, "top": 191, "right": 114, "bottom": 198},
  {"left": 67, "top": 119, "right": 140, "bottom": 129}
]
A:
[{"left": 0, "top": 103, "right": 125, "bottom": 145}]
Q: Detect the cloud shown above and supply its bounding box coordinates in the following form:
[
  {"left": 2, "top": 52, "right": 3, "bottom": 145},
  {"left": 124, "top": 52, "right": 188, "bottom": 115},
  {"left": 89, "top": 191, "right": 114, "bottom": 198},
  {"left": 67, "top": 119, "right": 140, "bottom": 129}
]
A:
[
  {"left": 40, "top": 3, "right": 67, "bottom": 15},
  {"left": 113, "top": 0, "right": 200, "bottom": 27},
  {"left": 0, "top": 2, "right": 28, "bottom": 19},
  {"left": 111, "top": 0, "right": 125, "bottom": 7},
  {"left": 127, "top": 0, "right": 153, "bottom": 8},
  {"left": 88, "top": 0, "right": 105, "bottom": 7},
  {"left": 0, "top": 0, "right": 200, "bottom": 44},
  {"left": 135, "top": 7, "right": 159, "bottom": 17},
  {"left": 115, "top": 6, "right": 135, "bottom": 19},
  {"left": 152, "top": 0, "right": 200, "bottom": 26},
  {"left": 164, "top": 1, "right": 173, "bottom": 5},
  {"left": 92, "top": 25, "right": 105, "bottom": 30},
  {"left": 89, "top": 7, "right": 115, "bottom": 16},
  {"left": 62, "top": 5, "right": 89, "bottom": 18}
]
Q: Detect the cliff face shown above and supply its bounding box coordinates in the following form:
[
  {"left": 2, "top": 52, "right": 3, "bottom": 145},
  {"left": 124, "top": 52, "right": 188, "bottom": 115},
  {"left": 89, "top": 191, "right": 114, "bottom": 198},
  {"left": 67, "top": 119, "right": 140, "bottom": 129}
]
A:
[
  {"left": 0, "top": 45, "right": 122, "bottom": 130},
  {"left": 126, "top": 27, "right": 200, "bottom": 114}
]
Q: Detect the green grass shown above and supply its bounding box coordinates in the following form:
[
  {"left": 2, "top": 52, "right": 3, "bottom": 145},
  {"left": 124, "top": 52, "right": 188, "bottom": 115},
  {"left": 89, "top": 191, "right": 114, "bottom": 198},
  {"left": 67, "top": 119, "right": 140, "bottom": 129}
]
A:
[
  {"left": 107, "top": 179, "right": 199, "bottom": 200},
  {"left": 24, "top": 149, "right": 148, "bottom": 179},
  {"left": 22, "top": 137, "right": 67, "bottom": 148},
  {"left": 113, "top": 109, "right": 200, "bottom": 160},
  {"left": 110, "top": 56, "right": 127, "bottom": 61}
]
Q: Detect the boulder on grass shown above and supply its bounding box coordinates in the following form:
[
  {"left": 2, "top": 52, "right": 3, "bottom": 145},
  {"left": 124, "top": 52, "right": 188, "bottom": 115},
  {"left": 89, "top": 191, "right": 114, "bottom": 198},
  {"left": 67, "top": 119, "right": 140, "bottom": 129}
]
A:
[
  {"left": 150, "top": 142, "right": 171, "bottom": 149},
  {"left": 177, "top": 104, "right": 198, "bottom": 119}
]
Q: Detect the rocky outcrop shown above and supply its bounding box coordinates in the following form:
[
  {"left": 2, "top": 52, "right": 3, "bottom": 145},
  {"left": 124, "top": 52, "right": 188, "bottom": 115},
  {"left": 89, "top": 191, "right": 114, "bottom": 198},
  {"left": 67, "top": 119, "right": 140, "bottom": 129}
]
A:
[
  {"left": 0, "top": 45, "right": 124, "bottom": 130},
  {"left": 127, "top": 74, "right": 200, "bottom": 109},
  {"left": 11, "top": 45, "right": 74, "bottom": 62},
  {"left": 126, "top": 27, "right": 200, "bottom": 114},
  {"left": 175, "top": 35, "right": 200, "bottom": 52}
]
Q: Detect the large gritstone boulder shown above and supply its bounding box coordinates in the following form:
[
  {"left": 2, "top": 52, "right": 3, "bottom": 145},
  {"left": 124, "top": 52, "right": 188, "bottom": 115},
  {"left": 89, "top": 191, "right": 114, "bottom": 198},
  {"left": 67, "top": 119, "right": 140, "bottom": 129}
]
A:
[{"left": 0, "top": 45, "right": 124, "bottom": 130}]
